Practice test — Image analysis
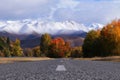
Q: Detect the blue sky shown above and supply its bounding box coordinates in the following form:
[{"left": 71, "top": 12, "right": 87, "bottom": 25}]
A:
[{"left": 0, "top": 0, "right": 120, "bottom": 24}]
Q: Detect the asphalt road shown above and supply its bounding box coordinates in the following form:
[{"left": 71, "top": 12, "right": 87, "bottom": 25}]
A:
[{"left": 0, "top": 59, "right": 120, "bottom": 80}]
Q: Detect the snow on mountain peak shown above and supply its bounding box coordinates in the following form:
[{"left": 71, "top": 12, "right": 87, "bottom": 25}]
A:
[
  {"left": 88, "top": 23, "right": 104, "bottom": 30},
  {"left": 0, "top": 20, "right": 104, "bottom": 35}
]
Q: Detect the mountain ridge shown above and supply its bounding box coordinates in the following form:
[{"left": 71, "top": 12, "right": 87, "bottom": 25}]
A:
[
  {"left": 0, "top": 20, "right": 104, "bottom": 35},
  {"left": 0, "top": 20, "right": 104, "bottom": 48}
]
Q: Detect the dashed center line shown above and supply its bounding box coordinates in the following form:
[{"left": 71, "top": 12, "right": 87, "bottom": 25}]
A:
[{"left": 56, "top": 65, "right": 66, "bottom": 71}]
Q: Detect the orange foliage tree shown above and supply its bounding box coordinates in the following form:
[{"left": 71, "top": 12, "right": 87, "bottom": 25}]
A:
[
  {"left": 83, "top": 19, "right": 120, "bottom": 57},
  {"left": 48, "top": 37, "right": 71, "bottom": 58}
]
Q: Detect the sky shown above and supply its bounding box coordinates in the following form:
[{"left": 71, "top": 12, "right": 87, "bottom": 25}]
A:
[{"left": 0, "top": 0, "right": 120, "bottom": 25}]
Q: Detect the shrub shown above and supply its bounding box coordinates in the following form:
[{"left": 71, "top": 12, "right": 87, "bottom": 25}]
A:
[{"left": 71, "top": 47, "right": 83, "bottom": 58}]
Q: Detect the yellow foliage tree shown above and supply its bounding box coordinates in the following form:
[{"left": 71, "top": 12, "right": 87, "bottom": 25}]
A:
[{"left": 11, "top": 39, "right": 23, "bottom": 57}]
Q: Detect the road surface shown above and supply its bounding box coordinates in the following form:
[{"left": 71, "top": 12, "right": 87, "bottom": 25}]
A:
[{"left": 0, "top": 59, "right": 120, "bottom": 80}]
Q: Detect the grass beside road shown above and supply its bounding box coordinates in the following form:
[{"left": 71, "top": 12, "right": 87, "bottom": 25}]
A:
[
  {"left": 0, "top": 57, "right": 52, "bottom": 64},
  {"left": 0, "top": 56, "right": 120, "bottom": 64},
  {"left": 75, "top": 56, "right": 120, "bottom": 62}
]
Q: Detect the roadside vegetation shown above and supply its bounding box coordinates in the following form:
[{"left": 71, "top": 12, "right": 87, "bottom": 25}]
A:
[
  {"left": 0, "top": 38, "right": 23, "bottom": 57},
  {"left": 0, "top": 20, "right": 120, "bottom": 58},
  {"left": 83, "top": 20, "right": 120, "bottom": 57}
]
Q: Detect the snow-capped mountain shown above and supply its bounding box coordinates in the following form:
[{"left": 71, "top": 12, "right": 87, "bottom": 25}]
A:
[
  {"left": 0, "top": 19, "right": 104, "bottom": 35},
  {"left": 88, "top": 23, "right": 104, "bottom": 31}
]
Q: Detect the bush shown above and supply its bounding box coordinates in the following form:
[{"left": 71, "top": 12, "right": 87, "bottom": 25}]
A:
[
  {"left": 0, "top": 51, "right": 5, "bottom": 57},
  {"left": 32, "top": 46, "right": 41, "bottom": 57},
  {"left": 71, "top": 47, "right": 83, "bottom": 58},
  {"left": 24, "top": 48, "right": 33, "bottom": 57}
]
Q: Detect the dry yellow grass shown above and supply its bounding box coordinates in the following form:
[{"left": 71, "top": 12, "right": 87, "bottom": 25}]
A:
[
  {"left": 75, "top": 56, "right": 120, "bottom": 62},
  {"left": 0, "top": 56, "right": 120, "bottom": 64},
  {"left": 0, "top": 57, "right": 53, "bottom": 64}
]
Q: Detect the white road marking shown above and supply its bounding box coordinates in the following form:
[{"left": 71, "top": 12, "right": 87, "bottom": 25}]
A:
[{"left": 56, "top": 65, "right": 66, "bottom": 71}]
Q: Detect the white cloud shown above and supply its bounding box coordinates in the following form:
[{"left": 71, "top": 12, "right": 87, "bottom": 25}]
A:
[
  {"left": 0, "top": 0, "right": 58, "bottom": 20},
  {"left": 57, "top": 0, "right": 79, "bottom": 9},
  {"left": 0, "top": 0, "right": 120, "bottom": 24},
  {"left": 53, "top": 0, "right": 120, "bottom": 24}
]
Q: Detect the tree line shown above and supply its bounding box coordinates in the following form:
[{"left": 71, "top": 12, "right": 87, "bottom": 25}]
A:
[
  {"left": 83, "top": 20, "right": 120, "bottom": 57},
  {"left": 0, "top": 20, "right": 120, "bottom": 58},
  {"left": 0, "top": 37, "right": 23, "bottom": 57},
  {"left": 0, "top": 34, "right": 82, "bottom": 58},
  {"left": 40, "top": 33, "right": 82, "bottom": 58}
]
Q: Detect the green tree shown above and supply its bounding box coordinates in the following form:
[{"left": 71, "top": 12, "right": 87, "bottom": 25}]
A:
[
  {"left": 0, "top": 37, "right": 11, "bottom": 57},
  {"left": 6, "top": 37, "right": 11, "bottom": 57},
  {"left": 82, "top": 30, "right": 99, "bottom": 57},
  {"left": 40, "top": 33, "right": 51, "bottom": 56}
]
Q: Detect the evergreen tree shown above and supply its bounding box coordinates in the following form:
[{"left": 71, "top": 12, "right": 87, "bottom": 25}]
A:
[
  {"left": 0, "top": 37, "right": 11, "bottom": 57},
  {"left": 6, "top": 37, "right": 11, "bottom": 57}
]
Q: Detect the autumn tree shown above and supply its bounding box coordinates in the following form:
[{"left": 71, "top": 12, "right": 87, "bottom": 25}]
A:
[
  {"left": 99, "top": 20, "right": 120, "bottom": 56},
  {"left": 11, "top": 39, "right": 23, "bottom": 57},
  {"left": 64, "top": 42, "right": 71, "bottom": 57},
  {"left": 110, "top": 20, "right": 120, "bottom": 55},
  {"left": 71, "top": 47, "right": 83, "bottom": 58},
  {"left": 32, "top": 46, "right": 41, "bottom": 57},
  {"left": 83, "top": 19, "right": 120, "bottom": 57},
  {"left": 48, "top": 37, "right": 70, "bottom": 58},
  {"left": 40, "top": 33, "right": 51, "bottom": 56}
]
